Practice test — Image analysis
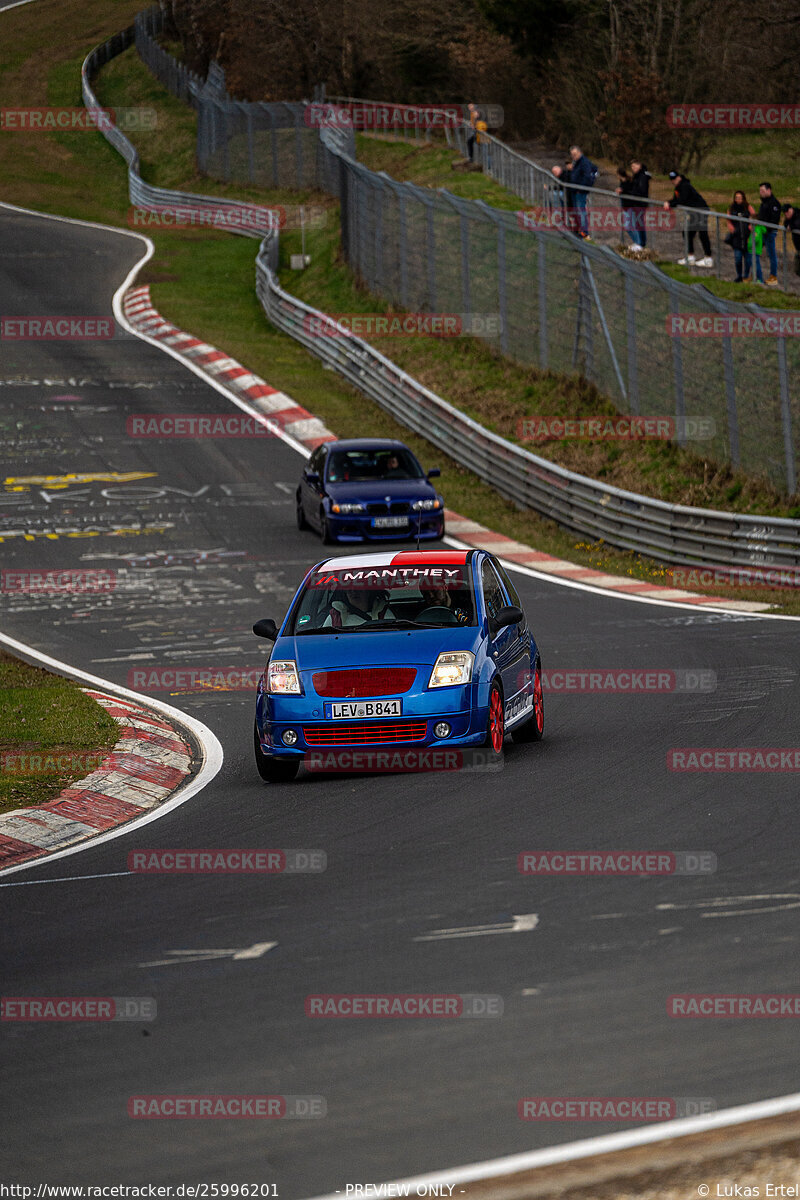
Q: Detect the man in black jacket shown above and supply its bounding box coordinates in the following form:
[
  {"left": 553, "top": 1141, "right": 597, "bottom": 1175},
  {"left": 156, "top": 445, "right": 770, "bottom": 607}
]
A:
[
  {"left": 664, "top": 171, "right": 712, "bottom": 266},
  {"left": 627, "top": 160, "right": 651, "bottom": 250},
  {"left": 757, "top": 182, "right": 782, "bottom": 285}
]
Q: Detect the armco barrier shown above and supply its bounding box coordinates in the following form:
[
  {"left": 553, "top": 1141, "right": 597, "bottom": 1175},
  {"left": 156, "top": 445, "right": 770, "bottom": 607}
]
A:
[{"left": 81, "top": 25, "right": 800, "bottom": 573}]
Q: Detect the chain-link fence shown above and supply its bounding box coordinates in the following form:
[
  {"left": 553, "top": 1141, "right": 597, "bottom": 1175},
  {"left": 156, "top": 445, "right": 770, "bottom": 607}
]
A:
[{"left": 133, "top": 8, "right": 799, "bottom": 496}]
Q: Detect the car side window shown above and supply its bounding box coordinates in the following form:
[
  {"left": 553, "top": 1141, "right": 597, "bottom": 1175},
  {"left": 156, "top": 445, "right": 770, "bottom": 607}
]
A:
[
  {"left": 496, "top": 561, "right": 521, "bottom": 610},
  {"left": 308, "top": 447, "right": 324, "bottom": 476},
  {"left": 481, "top": 560, "right": 507, "bottom": 621}
]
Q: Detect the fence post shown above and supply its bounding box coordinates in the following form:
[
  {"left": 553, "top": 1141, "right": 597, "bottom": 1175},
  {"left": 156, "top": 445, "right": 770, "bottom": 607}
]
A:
[
  {"left": 398, "top": 191, "right": 409, "bottom": 309},
  {"left": 339, "top": 154, "right": 350, "bottom": 262},
  {"left": 668, "top": 290, "right": 687, "bottom": 446},
  {"left": 538, "top": 236, "right": 548, "bottom": 369},
  {"left": 426, "top": 201, "right": 437, "bottom": 311},
  {"left": 374, "top": 180, "right": 383, "bottom": 294},
  {"left": 460, "top": 213, "right": 471, "bottom": 318},
  {"left": 221, "top": 103, "right": 229, "bottom": 180},
  {"left": 269, "top": 108, "right": 278, "bottom": 186},
  {"left": 624, "top": 272, "right": 639, "bottom": 414},
  {"left": 721, "top": 332, "right": 739, "bottom": 468},
  {"left": 777, "top": 335, "right": 796, "bottom": 494},
  {"left": 497, "top": 222, "right": 508, "bottom": 355},
  {"left": 295, "top": 108, "right": 304, "bottom": 186},
  {"left": 246, "top": 106, "right": 255, "bottom": 184}
]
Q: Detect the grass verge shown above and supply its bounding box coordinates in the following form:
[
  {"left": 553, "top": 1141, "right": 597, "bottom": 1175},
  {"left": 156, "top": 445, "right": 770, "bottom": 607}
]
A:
[{"left": 0, "top": 652, "right": 119, "bottom": 815}]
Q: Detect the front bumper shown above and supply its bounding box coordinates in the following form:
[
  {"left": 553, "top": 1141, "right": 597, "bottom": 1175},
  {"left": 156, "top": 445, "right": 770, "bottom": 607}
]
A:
[
  {"left": 326, "top": 511, "right": 445, "bottom": 542},
  {"left": 256, "top": 684, "right": 486, "bottom": 757}
]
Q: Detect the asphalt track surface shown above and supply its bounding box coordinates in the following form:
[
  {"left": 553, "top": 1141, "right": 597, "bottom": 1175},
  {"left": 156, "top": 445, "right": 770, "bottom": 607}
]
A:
[{"left": 2, "top": 205, "right": 800, "bottom": 1195}]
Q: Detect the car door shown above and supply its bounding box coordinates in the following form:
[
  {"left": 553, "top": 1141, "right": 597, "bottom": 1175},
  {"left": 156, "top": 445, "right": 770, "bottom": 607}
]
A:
[
  {"left": 481, "top": 557, "right": 530, "bottom": 725},
  {"left": 301, "top": 446, "right": 326, "bottom": 526},
  {"left": 495, "top": 558, "right": 534, "bottom": 714}
]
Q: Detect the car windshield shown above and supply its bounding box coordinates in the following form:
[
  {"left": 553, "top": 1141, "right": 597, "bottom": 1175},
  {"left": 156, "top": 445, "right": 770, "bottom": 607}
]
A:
[
  {"left": 290, "top": 564, "right": 477, "bottom": 633},
  {"left": 326, "top": 447, "right": 424, "bottom": 483}
]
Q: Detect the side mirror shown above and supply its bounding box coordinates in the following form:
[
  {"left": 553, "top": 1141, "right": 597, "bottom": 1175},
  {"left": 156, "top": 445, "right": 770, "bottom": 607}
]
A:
[
  {"left": 253, "top": 618, "right": 278, "bottom": 641},
  {"left": 427, "top": 467, "right": 441, "bottom": 479},
  {"left": 490, "top": 605, "right": 523, "bottom": 633},
  {"left": 305, "top": 470, "right": 320, "bottom": 486}
]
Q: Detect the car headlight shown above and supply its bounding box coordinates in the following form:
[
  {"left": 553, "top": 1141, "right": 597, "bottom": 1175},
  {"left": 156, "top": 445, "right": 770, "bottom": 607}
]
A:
[
  {"left": 412, "top": 499, "right": 441, "bottom": 511},
  {"left": 268, "top": 660, "right": 301, "bottom": 694},
  {"left": 428, "top": 651, "right": 474, "bottom": 688},
  {"left": 331, "top": 502, "right": 365, "bottom": 514}
]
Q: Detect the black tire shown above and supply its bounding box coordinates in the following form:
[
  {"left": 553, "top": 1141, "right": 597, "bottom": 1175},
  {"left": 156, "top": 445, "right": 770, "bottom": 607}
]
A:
[
  {"left": 254, "top": 722, "right": 300, "bottom": 783},
  {"left": 296, "top": 492, "right": 309, "bottom": 530},
  {"left": 319, "top": 510, "right": 334, "bottom": 545},
  {"left": 512, "top": 657, "right": 545, "bottom": 743},
  {"left": 482, "top": 681, "right": 505, "bottom": 756}
]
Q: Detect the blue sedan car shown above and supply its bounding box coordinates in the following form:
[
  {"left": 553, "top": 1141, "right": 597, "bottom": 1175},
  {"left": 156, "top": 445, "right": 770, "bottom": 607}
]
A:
[
  {"left": 296, "top": 438, "right": 445, "bottom": 544},
  {"left": 253, "top": 549, "right": 544, "bottom": 782}
]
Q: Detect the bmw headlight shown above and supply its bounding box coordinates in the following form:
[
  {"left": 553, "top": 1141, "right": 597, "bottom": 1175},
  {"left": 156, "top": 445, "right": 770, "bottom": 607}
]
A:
[
  {"left": 331, "top": 502, "right": 365, "bottom": 514},
  {"left": 428, "top": 651, "right": 474, "bottom": 688},
  {"left": 412, "top": 499, "right": 441, "bottom": 511},
  {"left": 268, "top": 660, "right": 301, "bottom": 694}
]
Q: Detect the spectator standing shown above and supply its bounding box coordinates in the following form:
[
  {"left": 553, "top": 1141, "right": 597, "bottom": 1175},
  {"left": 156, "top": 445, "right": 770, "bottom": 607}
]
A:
[
  {"left": 627, "top": 161, "right": 651, "bottom": 250},
  {"left": 551, "top": 164, "right": 577, "bottom": 234},
  {"left": 664, "top": 171, "right": 712, "bottom": 266},
  {"left": 616, "top": 168, "right": 637, "bottom": 247},
  {"left": 756, "top": 182, "right": 782, "bottom": 285},
  {"left": 569, "top": 145, "right": 598, "bottom": 239},
  {"left": 784, "top": 203, "right": 800, "bottom": 276},
  {"left": 726, "top": 190, "right": 755, "bottom": 282},
  {"left": 466, "top": 103, "right": 481, "bottom": 161}
]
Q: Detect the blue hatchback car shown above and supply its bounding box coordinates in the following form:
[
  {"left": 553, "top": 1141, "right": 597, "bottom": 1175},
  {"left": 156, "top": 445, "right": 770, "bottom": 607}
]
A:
[
  {"left": 253, "top": 549, "right": 544, "bottom": 782},
  {"left": 296, "top": 438, "right": 445, "bottom": 544}
]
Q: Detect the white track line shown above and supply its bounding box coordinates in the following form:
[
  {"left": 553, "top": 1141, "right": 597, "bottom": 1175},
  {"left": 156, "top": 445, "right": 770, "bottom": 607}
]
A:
[{"left": 303, "top": 1091, "right": 800, "bottom": 1198}]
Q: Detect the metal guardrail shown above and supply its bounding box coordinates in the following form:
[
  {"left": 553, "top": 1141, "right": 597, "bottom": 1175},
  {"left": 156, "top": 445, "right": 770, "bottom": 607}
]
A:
[
  {"left": 82, "top": 23, "right": 800, "bottom": 573},
  {"left": 82, "top": 33, "right": 279, "bottom": 238}
]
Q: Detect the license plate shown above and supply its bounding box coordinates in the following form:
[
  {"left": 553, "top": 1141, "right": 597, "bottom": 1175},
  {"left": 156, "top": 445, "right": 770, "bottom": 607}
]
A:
[
  {"left": 372, "top": 516, "right": 408, "bottom": 528},
  {"left": 325, "top": 699, "right": 402, "bottom": 719}
]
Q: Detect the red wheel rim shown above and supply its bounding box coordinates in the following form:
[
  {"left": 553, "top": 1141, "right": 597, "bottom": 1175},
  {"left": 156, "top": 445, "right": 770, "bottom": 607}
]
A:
[
  {"left": 533, "top": 664, "right": 544, "bottom": 732},
  {"left": 489, "top": 687, "right": 504, "bottom": 752}
]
